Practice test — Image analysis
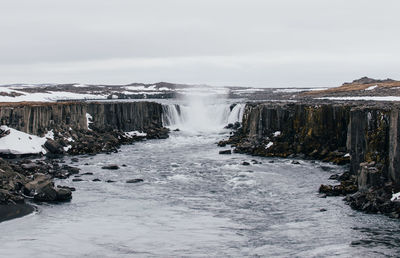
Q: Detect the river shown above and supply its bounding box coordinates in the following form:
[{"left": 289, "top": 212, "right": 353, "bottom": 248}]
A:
[{"left": 0, "top": 96, "right": 399, "bottom": 257}]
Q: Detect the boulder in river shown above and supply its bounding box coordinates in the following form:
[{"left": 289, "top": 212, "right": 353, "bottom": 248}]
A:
[
  {"left": 55, "top": 187, "right": 72, "bottom": 201},
  {"left": 44, "top": 139, "right": 65, "bottom": 155},
  {"left": 102, "top": 165, "right": 120, "bottom": 170},
  {"left": 126, "top": 179, "right": 144, "bottom": 184}
]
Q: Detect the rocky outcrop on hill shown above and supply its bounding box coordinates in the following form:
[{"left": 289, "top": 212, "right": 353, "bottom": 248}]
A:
[
  {"left": 343, "top": 77, "right": 395, "bottom": 85},
  {"left": 221, "top": 101, "right": 400, "bottom": 217}
]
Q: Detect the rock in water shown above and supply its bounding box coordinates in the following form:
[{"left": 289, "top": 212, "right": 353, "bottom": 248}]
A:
[
  {"left": 55, "top": 187, "right": 72, "bottom": 201},
  {"left": 101, "top": 165, "right": 119, "bottom": 170},
  {"left": 126, "top": 179, "right": 144, "bottom": 183},
  {"left": 219, "top": 150, "right": 232, "bottom": 155},
  {"left": 44, "top": 139, "right": 65, "bottom": 155}
]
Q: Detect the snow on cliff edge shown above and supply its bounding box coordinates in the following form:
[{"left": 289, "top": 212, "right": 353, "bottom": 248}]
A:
[
  {"left": 0, "top": 126, "right": 48, "bottom": 154},
  {"left": 0, "top": 86, "right": 108, "bottom": 102}
]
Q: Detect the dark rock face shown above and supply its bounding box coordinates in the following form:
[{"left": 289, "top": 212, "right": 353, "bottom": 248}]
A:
[
  {"left": 0, "top": 101, "right": 164, "bottom": 135},
  {"left": 0, "top": 103, "right": 87, "bottom": 135},
  {"left": 228, "top": 102, "right": 351, "bottom": 164},
  {"left": 87, "top": 102, "right": 163, "bottom": 132},
  {"left": 0, "top": 101, "right": 169, "bottom": 156},
  {"left": 222, "top": 101, "right": 400, "bottom": 217},
  {"left": 0, "top": 102, "right": 169, "bottom": 157}
]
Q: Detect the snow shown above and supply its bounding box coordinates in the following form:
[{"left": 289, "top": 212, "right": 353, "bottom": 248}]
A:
[
  {"left": 0, "top": 86, "right": 19, "bottom": 93},
  {"left": 391, "top": 192, "right": 400, "bottom": 202},
  {"left": 273, "top": 131, "right": 281, "bottom": 137},
  {"left": 273, "top": 89, "right": 305, "bottom": 93},
  {"left": 273, "top": 88, "right": 328, "bottom": 93},
  {"left": 0, "top": 126, "right": 47, "bottom": 154},
  {"left": 65, "top": 137, "right": 74, "bottom": 142},
  {"left": 124, "top": 131, "right": 147, "bottom": 137},
  {"left": 125, "top": 85, "right": 157, "bottom": 91},
  {"left": 316, "top": 96, "right": 400, "bottom": 102},
  {"left": 121, "top": 91, "right": 163, "bottom": 95},
  {"left": 233, "top": 88, "right": 265, "bottom": 93},
  {"left": 265, "top": 142, "right": 274, "bottom": 149},
  {"left": 365, "top": 85, "right": 378, "bottom": 91},
  {"left": 72, "top": 83, "right": 88, "bottom": 88},
  {"left": 344, "top": 153, "right": 350, "bottom": 157},
  {"left": 63, "top": 145, "right": 72, "bottom": 152},
  {"left": 0, "top": 89, "right": 108, "bottom": 102},
  {"left": 44, "top": 130, "right": 54, "bottom": 140},
  {"left": 86, "top": 113, "right": 93, "bottom": 130}
]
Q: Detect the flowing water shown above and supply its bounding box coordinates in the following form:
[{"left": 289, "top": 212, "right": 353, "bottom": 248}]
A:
[{"left": 0, "top": 96, "right": 399, "bottom": 257}]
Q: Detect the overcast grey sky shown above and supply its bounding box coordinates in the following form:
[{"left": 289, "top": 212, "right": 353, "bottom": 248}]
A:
[{"left": 0, "top": 0, "right": 399, "bottom": 87}]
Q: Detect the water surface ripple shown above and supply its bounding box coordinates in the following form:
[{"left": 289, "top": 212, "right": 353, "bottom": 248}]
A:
[{"left": 0, "top": 131, "right": 399, "bottom": 257}]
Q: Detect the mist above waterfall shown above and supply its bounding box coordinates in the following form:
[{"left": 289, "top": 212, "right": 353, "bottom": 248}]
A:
[{"left": 162, "top": 93, "right": 245, "bottom": 133}]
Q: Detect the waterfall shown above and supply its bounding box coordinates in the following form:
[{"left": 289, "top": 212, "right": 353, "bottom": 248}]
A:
[
  {"left": 162, "top": 96, "right": 246, "bottom": 133},
  {"left": 227, "top": 104, "right": 246, "bottom": 124}
]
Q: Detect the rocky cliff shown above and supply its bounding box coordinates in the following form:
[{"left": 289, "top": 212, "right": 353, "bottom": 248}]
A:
[
  {"left": 222, "top": 101, "right": 400, "bottom": 217},
  {"left": 0, "top": 101, "right": 164, "bottom": 135},
  {"left": 0, "top": 101, "right": 168, "bottom": 212},
  {"left": 0, "top": 101, "right": 168, "bottom": 155},
  {"left": 231, "top": 102, "right": 351, "bottom": 164}
]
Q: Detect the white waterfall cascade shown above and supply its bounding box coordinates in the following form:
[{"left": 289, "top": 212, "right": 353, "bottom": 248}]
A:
[{"left": 162, "top": 96, "right": 246, "bottom": 133}]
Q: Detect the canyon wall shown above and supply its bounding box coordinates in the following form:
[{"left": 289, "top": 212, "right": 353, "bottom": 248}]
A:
[
  {"left": 0, "top": 101, "right": 163, "bottom": 136},
  {"left": 234, "top": 101, "right": 400, "bottom": 187}
]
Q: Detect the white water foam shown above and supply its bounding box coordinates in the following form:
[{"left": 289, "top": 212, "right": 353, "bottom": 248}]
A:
[{"left": 162, "top": 95, "right": 246, "bottom": 133}]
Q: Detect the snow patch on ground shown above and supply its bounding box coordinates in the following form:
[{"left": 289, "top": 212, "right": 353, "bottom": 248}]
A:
[
  {"left": 273, "top": 131, "right": 281, "bottom": 137},
  {"left": 0, "top": 88, "right": 108, "bottom": 102},
  {"left": 63, "top": 145, "right": 72, "bottom": 152},
  {"left": 0, "top": 126, "right": 47, "bottom": 154},
  {"left": 124, "top": 85, "right": 157, "bottom": 91},
  {"left": 44, "top": 130, "right": 54, "bottom": 140},
  {"left": 365, "top": 85, "right": 378, "bottom": 91},
  {"left": 265, "top": 142, "right": 274, "bottom": 149},
  {"left": 391, "top": 192, "right": 400, "bottom": 202},
  {"left": 124, "top": 131, "right": 147, "bottom": 137},
  {"left": 86, "top": 113, "right": 93, "bottom": 130}
]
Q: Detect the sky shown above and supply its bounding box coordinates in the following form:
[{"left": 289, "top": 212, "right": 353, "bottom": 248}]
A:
[{"left": 0, "top": 0, "right": 399, "bottom": 87}]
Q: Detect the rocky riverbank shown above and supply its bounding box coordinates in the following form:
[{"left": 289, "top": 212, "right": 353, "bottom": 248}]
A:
[
  {"left": 220, "top": 100, "right": 400, "bottom": 218},
  {"left": 0, "top": 100, "right": 169, "bottom": 222}
]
